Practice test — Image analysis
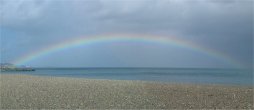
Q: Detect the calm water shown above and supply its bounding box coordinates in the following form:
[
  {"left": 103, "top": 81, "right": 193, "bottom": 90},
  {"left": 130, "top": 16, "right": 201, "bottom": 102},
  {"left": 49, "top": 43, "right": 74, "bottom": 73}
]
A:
[{"left": 1, "top": 68, "right": 253, "bottom": 86}]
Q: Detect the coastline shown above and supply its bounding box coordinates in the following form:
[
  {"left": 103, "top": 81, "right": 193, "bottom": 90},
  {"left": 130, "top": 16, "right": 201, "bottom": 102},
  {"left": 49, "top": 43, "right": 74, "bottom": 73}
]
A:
[{"left": 1, "top": 74, "right": 253, "bottom": 109}]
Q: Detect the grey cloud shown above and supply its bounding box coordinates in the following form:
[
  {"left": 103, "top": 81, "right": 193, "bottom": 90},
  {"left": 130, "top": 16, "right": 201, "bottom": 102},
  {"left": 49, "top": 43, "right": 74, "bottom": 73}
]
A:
[
  {"left": 1, "top": 0, "right": 50, "bottom": 26},
  {"left": 2, "top": 0, "right": 252, "bottom": 37}
]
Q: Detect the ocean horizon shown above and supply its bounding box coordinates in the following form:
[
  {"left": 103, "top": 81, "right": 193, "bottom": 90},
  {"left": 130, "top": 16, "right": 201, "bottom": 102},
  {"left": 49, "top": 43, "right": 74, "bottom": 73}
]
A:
[{"left": 2, "top": 67, "right": 252, "bottom": 86}]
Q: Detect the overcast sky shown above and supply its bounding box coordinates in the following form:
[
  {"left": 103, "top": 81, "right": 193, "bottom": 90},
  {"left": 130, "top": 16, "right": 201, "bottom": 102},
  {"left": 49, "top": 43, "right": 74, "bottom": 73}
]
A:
[{"left": 0, "top": 0, "right": 253, "bottom": 68}]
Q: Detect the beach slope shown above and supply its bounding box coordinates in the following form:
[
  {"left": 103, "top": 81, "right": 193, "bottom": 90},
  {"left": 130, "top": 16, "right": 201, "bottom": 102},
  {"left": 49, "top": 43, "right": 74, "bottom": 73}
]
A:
[{"left": 0, "top": 74, "right": 253, "bottom": 109}]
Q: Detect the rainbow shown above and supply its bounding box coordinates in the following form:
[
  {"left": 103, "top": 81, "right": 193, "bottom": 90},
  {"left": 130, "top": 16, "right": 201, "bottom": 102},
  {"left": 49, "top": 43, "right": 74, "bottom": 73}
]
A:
[{"left": 14, "top": 34, "right": 244, "bottom": 67}]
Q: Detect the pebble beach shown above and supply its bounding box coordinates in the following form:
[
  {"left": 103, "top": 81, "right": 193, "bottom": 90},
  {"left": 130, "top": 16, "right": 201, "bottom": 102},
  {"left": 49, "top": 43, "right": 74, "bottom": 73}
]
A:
[{"left": 0, "top": 74, "right": 253, "bottom": 109}]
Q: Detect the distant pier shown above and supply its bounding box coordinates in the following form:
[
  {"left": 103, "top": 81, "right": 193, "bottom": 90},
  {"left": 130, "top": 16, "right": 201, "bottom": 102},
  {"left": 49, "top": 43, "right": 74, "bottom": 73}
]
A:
[{"left": 0, "top": 63, "right": 35, "bottom": 72}]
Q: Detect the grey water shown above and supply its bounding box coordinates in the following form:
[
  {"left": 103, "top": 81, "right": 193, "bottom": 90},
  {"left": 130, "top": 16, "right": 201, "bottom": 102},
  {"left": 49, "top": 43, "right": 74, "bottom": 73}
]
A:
[{"left": 1, "top": 68, "right": 253, "bottom": 86}]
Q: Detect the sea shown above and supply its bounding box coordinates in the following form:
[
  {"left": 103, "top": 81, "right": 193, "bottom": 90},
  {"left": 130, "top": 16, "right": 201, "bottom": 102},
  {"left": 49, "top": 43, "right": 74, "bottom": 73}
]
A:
[{"left": 1, "top": 68, "right": 253, "bottom": 86}]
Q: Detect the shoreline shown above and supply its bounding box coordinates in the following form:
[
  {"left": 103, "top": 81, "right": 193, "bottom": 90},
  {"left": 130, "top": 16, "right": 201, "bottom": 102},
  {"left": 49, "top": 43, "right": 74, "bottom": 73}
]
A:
[
  {"left": 1, "top": 74, "right": 253, "bottom": 109},
  {"left": 1, "top": 73, "right": 252, "bottom": 87}
]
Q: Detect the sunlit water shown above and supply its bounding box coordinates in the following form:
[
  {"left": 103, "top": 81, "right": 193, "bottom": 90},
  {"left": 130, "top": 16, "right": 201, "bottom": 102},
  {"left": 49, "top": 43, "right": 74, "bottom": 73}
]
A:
[{"left": 1, "top": 68, "right": 253, "bottom": 86}]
